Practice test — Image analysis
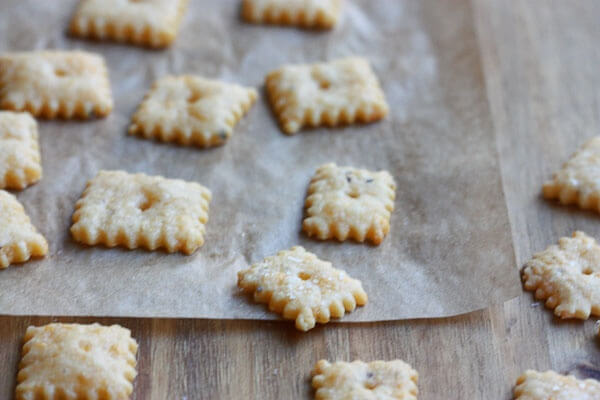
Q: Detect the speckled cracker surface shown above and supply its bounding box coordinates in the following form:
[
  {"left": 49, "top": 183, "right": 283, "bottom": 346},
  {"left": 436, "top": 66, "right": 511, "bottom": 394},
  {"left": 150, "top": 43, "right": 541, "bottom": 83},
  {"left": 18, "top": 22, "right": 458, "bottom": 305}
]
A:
[
  {"left": 242, "top": 0, "right": 342, "bottom": 29},
  {"left": 16, "top": 323, "right": 138, "bottom": 400},
  {"left": 523, "top": 231, "right": 600, "bottom": 319},
  {"left": 266, "top": 57, "right": 388, "bottom": 134},
  {"left": 303, "top": 163, "right": 396, "bottom": 245},
  {"left": 0, "top": 111, "right": 41, "bottom": 190},
  {"left": 237, "top": 246, "right": 367, "bottom": 331},
  {"left": 514, "top": 370, "right": 600, "bottom": 400},
  {"left": 70, "top": 170, "right": 211, "bottom": 254},
  {"left": 0, "top": 190, "right": 48, "bottom": 269},
  {"left": 312, "top": 360, "right": 418, "bottom": 400},
  {"left": 129, "top": 75, "right": 258, "bottom": 147},
  {"left": 69, "top": 0, "right": 189, "bottom": 48},
  {"left": 0, "top": 51, "right": 112, "bottom": 119},
  {"left": 543, "top": 136, "right": 600, "bottom": 211}
]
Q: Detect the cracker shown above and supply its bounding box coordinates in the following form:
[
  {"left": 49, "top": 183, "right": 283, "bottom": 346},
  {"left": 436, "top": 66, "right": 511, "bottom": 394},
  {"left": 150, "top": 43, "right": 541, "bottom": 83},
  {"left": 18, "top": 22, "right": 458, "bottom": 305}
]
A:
[
  {"left": 0, "top": 111, "right": 42, "bottom": 190},
  {"left": 514, "top": 370, "right": 600, "bottom": 400},
  {"left": 16, "top": 323, "right": 138, "bottom": 400},
  {"left": 0, "top": 190, "right": 48, "bottom": 269},
  {"left": 237, "top": 246, "right": 367, "bottom": 331},
  {"left": 265, "top": 57, "right": 389, "bottom": 134},
  {"left": 522, "top": 231, "right": 600, "bottom": 319},
  {"left": 0, "top": 51, "right": 113, "bottom": 119},
  {"left": 242, "top": 0, "right": 342, "bottom": 29},
  {"left": 312, "top": 359, "right": 418, "bottom": 400},
  {"left": 129, "top": 75, "right": 258, "bottom": 147},
  {"left": 303, "top": 163, "right": 396, "bottom": 245},
  {"left": 69, "top": 0, "right": 189, "bottom": 48},
  {"left": 542, "top": 136, "right": 600, "bottom": 211},
  {"left": 70, "top": 170, "right": 211, "bottom": 254}
]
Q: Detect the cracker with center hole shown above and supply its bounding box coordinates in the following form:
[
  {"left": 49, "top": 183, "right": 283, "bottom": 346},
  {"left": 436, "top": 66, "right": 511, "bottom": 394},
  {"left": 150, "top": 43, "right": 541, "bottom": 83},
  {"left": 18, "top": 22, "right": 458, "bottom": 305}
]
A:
[
  {"left": 0, "top": 111, "right": 42, "bottom": 190},
  {"left": 16, "top": 323, "right": 138, "bottom": 400},
  {"left": 522, "top": 231, "right": 600, "bottom": 319},
  {"left": 128, "top": 76, "right": 258, "bottom": 147},
  {"left": 0, "top": 51, "right": 112, "bottom": 119},
  {"left": 303, "top": 163, "right": 396, "bottom": 245},
  {"left": 514, "top": 370, "right": 600, "bottom": 400},
  {"left": 70, "top": 170, "right": 211, "bottom": 254},
  {"left": 312, "top": 360, "right": 418, "bottom": 400},
  {"left": 237, "top": 246, "right": 367, "bottom": 331},
  {"left": 543, "top": 136, "right": 600, "bottom": 211},
  {"left": 242, "top": 0, "right": 342, "bottom": 29},
  {"left": 69, "top": 0, "right": 189, "bottom": 48},
  {"left": 0, "top": 190, "right": 48, "bottom": 269},
  {"left": 265, "top": 57, "right": 388, "bottom": 134}
]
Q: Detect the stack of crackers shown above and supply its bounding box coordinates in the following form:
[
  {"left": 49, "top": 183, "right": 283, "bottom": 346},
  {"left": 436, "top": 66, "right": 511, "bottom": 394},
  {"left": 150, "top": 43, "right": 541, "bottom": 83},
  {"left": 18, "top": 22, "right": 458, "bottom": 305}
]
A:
[{"left": 1, "top": 0, "right": 599, "bottom": 399}]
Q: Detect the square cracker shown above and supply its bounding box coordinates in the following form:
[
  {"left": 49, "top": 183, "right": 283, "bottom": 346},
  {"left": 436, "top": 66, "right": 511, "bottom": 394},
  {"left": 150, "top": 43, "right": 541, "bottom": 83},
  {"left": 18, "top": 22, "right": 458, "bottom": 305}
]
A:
[
  {"left": 237, "top": 246, "right": 367, "bottom": 331},
  {"left": 514, "top": 370, "right": 600, "bottom": 400},
  {"left": 69, "top": 0, "right": 189, "bottom": 48},
  {"left": 16, "top": 323, "right": 138, "bottom": 400},
  {"left": 70, "top": 170, "right": 211, "bottom": 254},
  {"left": 0, "top": 111, "right": 42, "bottom": 190},
  {"left": 0, "top": 51, "right": 113, "bottom": 119},
  {"left": 312, "top": 359, "right": 418, "bottom": 400},
  {"left": 0, "top": 190, "right": 48, "bottom": 269},
  {"left": 543, "top": 136, "right": 600, "bottom": 211},
  {"left": 242, "top": 0, "right": 342, "bottom": 29},
  {"left": 265, "top": 57, "right": 389, "bottom": 134},
  {"left": 129, "top": 75, "right": 258, "bottom": 147},
  {"left": 522, "top": 231, "right": 600, "bottom": 319},
  {"left": 303, "top": 163, "right": 396, "bottom": 245}
]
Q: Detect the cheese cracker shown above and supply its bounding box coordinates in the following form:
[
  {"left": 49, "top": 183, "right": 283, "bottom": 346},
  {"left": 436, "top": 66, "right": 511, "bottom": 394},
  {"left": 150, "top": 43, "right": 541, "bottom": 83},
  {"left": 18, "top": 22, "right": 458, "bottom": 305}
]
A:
[
  {"left": 0, "top": 111, "right": 42, "bottom": 190},
  {"left": 242, "top": 0, "right": 342, "bottom": 29},
  {"left": 265, "top": 57, "right": 389, "bottom": 134},
  {"left": 129, "top": 76, "right": 258, "bottom": 147},
  {"left": 523, "top": 231, "right": 600, "bottom": 319},
  {"left": 16, "top": 323, "right": 138, "bottom": 400},
  {"left": 543, "top": 136, "right": 600, "bottom": 211},
  {"left": 303, "top": 163, "right": 396, "bottom": 245},
  {"left": 0, "top": 190, "right": 48, "bottom": 269},
  {"left": 237, "top": 246, "right": 367, "bottom": 331},
  {"left": 0, "top": 51, "right": 113, "bottom": 119},
  {"left": 514, "top": 370, "right": 600, "bottom": 400},
  {"left": 69, "top": 0, "right": 189, "bottom": 48},
  {"left": 312, "top": 359, "right": 419, "bottom": 400},
  {"left": 70, "top": 170, "right": 211, "bottom": 254}
]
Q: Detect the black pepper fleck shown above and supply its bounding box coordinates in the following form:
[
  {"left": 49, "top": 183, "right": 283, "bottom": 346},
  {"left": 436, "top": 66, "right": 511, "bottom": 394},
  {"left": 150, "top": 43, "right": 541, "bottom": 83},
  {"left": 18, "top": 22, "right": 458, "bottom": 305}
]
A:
[{"left": 366, "top": 178, "right": 374, "bottom": 183}]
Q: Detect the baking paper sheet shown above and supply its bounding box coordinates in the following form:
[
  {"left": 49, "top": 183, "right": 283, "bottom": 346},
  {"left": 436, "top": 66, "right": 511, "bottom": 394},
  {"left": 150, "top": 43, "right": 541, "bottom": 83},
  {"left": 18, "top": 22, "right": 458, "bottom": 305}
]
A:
[{"left": 0, "top": 0, "right": 520, "bottom": 320}]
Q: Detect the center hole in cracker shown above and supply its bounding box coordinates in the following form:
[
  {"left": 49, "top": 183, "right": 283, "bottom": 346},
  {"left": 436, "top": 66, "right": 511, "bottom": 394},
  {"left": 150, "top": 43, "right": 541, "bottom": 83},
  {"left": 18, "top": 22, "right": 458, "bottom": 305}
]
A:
[
  {"left": 187, "top": 92, "right": 203, "bottom": 103},
  {"left": 583, "top": 268, "right": 594, "bottom": 275},
  {"left": 138, "top": 190, "right": 158, "bottom": 212},
  {"left": 54, "top": 68, "right": 68, "bottom": 77},
  {"left": 298, "top": 272, "right": 312, "bottom": 281},
  {"left": 319, "top": 80, "right": 331, "bottom": 90}
]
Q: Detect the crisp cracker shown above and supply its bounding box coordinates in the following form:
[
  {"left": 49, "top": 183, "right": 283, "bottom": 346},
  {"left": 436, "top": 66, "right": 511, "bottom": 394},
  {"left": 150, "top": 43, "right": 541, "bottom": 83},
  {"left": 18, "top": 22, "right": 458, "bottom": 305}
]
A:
[
  {"left": 129, "top": 75, "right": 258, "bottom": 147},
  {"left": 237, "top": 246, "right": 367, "bottom": 331},
  {"left": 514, "top": 370, "right": 600, "bottom": 400},
  {"left": 0, "top": 190, "right": 48, "bottom": 269},
  {"left": 312, "top": 360, "right": 418, "bottom": 400},
  {"left": 265, "top": 57, "right": 389, "bottom": 134},
  {"left": 242, "top": 0, "right": 342, "bottom": 29},
  {"left": 0, "top": 51, "right": 113, "bottom": 119},
  {"left": 70, "top": 170, "right": 211, "bottom": 254},
  {"left": 16, "top": 323, "right": 138, "bottom": 400},
  {"left": 69, "top": 0, "right": 189, "bottom": 48},
  {"left": 0, "top": 111, "right": 42, "bottom": 190},
  {"left": 303, "top": 163, "right": 396, "bottom": 245},
  {"left": 522, "top": 231, "right": 600, "bottom": 319},
  {"left": 543, "top": 136, "right": 600, "bottom": 211}
]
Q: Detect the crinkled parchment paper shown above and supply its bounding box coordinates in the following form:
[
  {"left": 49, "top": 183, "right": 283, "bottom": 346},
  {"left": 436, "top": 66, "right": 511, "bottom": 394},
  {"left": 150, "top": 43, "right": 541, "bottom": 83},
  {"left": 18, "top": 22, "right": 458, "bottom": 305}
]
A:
[{"left": 0, "top": 0, "right": 519, "bottom": 320}]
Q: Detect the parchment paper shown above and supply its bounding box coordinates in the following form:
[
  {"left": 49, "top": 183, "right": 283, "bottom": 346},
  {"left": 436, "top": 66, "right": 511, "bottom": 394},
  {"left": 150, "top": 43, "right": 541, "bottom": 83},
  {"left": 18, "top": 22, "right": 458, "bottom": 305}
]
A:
[{"left": 0, "top": 0, "right": 520, "bottom": 320}]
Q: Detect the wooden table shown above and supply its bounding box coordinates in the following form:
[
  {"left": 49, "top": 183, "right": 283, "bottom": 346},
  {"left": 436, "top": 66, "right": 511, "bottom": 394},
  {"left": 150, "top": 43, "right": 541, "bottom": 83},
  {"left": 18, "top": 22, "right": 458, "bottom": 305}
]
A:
[{"left": 2, "top": 1, "right": 600, "bottom": 398}]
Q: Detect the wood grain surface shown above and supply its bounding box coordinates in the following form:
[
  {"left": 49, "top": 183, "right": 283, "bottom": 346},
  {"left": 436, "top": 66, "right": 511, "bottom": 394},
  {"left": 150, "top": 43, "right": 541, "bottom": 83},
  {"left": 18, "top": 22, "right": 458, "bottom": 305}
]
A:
[{"left": 1, "top": 1, "right": 600, "bottom": 399}]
